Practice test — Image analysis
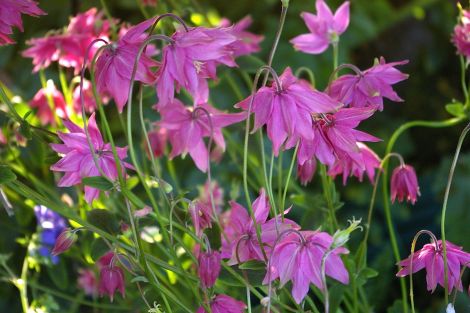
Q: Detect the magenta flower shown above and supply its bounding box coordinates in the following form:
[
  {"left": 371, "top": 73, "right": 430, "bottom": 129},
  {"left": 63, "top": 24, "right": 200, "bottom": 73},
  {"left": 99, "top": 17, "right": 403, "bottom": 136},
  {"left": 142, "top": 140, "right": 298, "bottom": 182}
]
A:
[
  {"left": 73, "top": 78, "right": 103, "bottom": 114},
  {"left": 221, "top": 189, "right": 299, "bottom": 264},
  {"left": 50, "top": 113, "right": 133, "bottom": 203},
  {"left": 290, "top": 0, "right": 349, "bottom": 54},
  {"left": 95, "top": 18, "right": 158, "bottom": 112},
  {"left": 329, "top": 58, "right": 408, "bottom": 111},
  {"left": 0, "top": 0, "right": 45, "bottom": 46},
  {"left": 390, "top": 164, "right": 420, "bottom": 204},
  {"left": 198, "top": 250, "right": 221, "bottom": 288},
  {"left": 157, "top": 100, "right": 245, "bottom": 172},
  {"left": 156, "top": 26, "right": 237, "bottom": 107},
  {"left": 220, "top": 16, "right": 264, "bottom": 57},
  {"left": 78, "top": 268, "right": 98, "bottom": 296},
  {"left": 453, "top": 10, "right": 470, "bottom": 59},
  {"left": 189, "top": 201, "right": 214, "bottom": 237},
  {"left": 297, "top": 107, "right": 380, "bottom": 168},
  {"left": 198, "top": 180, "right": 224, "bottom": 211},
  {"left": 146, "top": 126, "right": 168, "bottom": 158},
  {"left": 196, "top": 294, "right": 246, "bottom": 313},
  {"left": 297, "top": 158, "right": 317, "bottom": 186},
  {"left": 99, "top": 264, "right": 125, "bottom": 302},
  {"left": 236, "top": 67, "right": 339, "bottom": 155},
  {"left": 30, "top": 81, "right": 69, "bottom": 126},
  {"left": 328, "top": 142, "right": 381, "bottom": 185},
  {"left": 397, "top": 240, "right": 470, "bottom": 293},
  {"left": 51, "top": 228, "right": 78, "bottom": 256},
  {"left": 264, "top": 231, "right": 349, "bottom": 304}
]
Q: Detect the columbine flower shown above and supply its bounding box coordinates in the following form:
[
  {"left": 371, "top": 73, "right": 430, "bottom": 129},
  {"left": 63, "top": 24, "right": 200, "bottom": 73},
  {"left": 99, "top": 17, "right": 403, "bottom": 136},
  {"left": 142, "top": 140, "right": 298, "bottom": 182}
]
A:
[
  {"left": 453, "top": 9, "right": 470, "bottom": 59},
  {"left": 328, "top": 58, "right": 408, "bottom": 111},
  {"left": 73, "top": 78, "right": 102, "bottom": 114},
  {"left": 51, "top": 228, "right": 78, "bottom": 256},
  {"left": 290, "top": 0, "right": 349, "bottom": 54},
  {"left": 78, "top": 268, "right": 98, "bottom": 296},
  {"left": 220, "top": 16, "right": 264, "bottom": 57},
  {"left": 264, "top": 230, "right": 349, "bottom": 304},
  {"left": 99, "top": 264, "right": 125, "bottom": 302},
  {"left": 34, "top": 205, "right": 67, "bottom": 264},
  {"left": 198, "top": 250, "right": 221, "bottom": 289},
  {"left": 397, "top": 240, "right": 470, "bottom": 293},
  {"left": 189, "top": 201, "right": 214, "bottom": 237},
  {"left": 297, "top": 158, "right": 317, "bottom": 186},
  {"left": 146, "top": 126, "right": 167, "bottom": 158},
  {"left": 30, "top": 80, "right": 69, "bottom": 126},
  {"left": 95, "top": 18, "right": 158, "bottom": 112},
  {"left": 157, "top": 100, "right": 245, "bottom": 172},
  {"left": 0, "top": 0, "right": 45, "bottom": 46},
  {"left": 197, "top": 180, "right": 224, "bottom": 211},
  {"left": 50, "top": 113, "right": 133, "bottom": 203},
  {"left": 328, "top": 142, "right": 381, "bottom": 185},
  {"left": 297, "top": 107, "right": 380, "bottom": 168},
  {"left": 156, "top": 26, "right": 237, "bottom": 107},
  {"left": 221, "top": 189, "right": 299, "bottom": 264},
  {"left": 236, "top": 67, "right": 339, "bottom": 155},
  {"left": 196, "top": 294, "right": 247, "bottom": 313},
  {"left": 390, "top": 164, "right": 420, "bottom": 204}
]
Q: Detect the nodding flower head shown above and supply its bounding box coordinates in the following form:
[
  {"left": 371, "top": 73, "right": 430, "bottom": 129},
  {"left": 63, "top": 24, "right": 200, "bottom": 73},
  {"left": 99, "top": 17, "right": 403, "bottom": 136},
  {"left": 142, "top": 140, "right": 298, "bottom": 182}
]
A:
[
  {"left": 198, "top": 250, "right": 221, "bottom": 289},
  {"left": 390, "top": 164, "right": 420, "bottom": 204},
  {"left": 453, "top": 8, "right": 470, "bottom": 60},
  {"left": 196, "top": 294, "right": 246, "bottom": 313}
]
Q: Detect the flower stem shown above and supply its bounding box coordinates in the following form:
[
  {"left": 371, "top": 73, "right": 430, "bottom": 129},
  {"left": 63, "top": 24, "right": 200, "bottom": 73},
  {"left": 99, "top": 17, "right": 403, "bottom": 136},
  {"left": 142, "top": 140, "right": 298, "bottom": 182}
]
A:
[
  {"left": 440, "top": 123, "right": 470, "bottom": 303},
  {"left": 319, "top": 164, "right": 338, "bottom": 232},
  {"left": 281, "top": 142, "right": 299, "bottom": 218}
]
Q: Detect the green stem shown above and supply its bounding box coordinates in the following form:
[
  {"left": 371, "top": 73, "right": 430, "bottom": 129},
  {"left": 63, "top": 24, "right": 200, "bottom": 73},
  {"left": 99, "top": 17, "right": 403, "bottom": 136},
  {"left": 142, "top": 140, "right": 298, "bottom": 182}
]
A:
[
  {"left": 460, "top": 56, "right": 469, "bottom": 107},
  {"left": 281, "top": 142, "right": 299, "bottom": 218},
  {"left": 440, "top": 123, "right": 470, "bottom": 302},
  {"left": 58, "top": 66, "right": 72, "bottom": 105},
  {"left": 319, "top": 164, "right": 338, "bottom": 232}
]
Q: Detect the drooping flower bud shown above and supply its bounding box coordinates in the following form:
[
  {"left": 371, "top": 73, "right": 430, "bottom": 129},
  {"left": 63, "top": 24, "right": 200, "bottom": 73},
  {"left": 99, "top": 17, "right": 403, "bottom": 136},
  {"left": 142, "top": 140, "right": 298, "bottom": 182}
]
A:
[
  {"left": 98, "top": 265, "right": 125, "bottom": 302},
  {"left": 390, "top": 164, "right": 420, "bottom": 204},
  {"left": 198, "top": 250, "right": 221, "bottom": 289},
  {"left": 51, "top": 228, "right": 78, "bottom": 256},
  {"left": 297, "top": 158, "right": 316, "bottom": 185}
]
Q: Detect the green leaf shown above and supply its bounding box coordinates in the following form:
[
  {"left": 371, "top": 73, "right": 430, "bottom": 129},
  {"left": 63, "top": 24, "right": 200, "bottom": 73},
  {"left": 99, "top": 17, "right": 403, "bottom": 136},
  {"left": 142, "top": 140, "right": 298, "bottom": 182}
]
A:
[
  {"left": 87, "top": 209, "right": 120, "bottom": 235},
  {"left": 236, "top": 55, "right": 265, "bottom": 73},
  {"left": 131, "top": 276, "right": 149, "bottom": 283},
  {"left": 0, "top": 165, "right": 16, "bottom": 184},
  {"left": 445, "top": 102, "right": 466, "bottom": 117},
  {"left": 0, "top": 253, "right": 11, "bottom": 264},
  {"left": 82, "top": 176, "right": 113, "bottom": 191},
  {"left": 47, "top": 259, "right": 68, "bottom": 290},
  {"left": 238, "top": 260, "right": 265, "bottom": 270},
  {"left": 218, "top": 266, "right": 265, "bottom": 287}
]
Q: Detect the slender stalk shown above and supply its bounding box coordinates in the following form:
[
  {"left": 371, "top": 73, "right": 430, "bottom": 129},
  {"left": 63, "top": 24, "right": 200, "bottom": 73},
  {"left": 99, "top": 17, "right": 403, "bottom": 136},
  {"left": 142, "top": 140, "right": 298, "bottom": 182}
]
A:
[
  {"left": 460, "top": 56, "right": 469, "bottom": 107},
  {"left": 319, "top": 164, "right": 338, "bottom": 232},
  {"left": 281, "top": 142, "right": 299, "bottom": 217},
  {"left": 440, "top": 123, "right": 470, "bottom": 302}
]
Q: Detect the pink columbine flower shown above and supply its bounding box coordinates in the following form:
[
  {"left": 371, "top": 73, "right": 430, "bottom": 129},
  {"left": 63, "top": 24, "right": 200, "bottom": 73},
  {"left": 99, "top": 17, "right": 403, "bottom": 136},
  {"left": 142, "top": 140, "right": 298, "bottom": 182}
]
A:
[
  {"left": 328, "top": 58, "right": 408, "bottom": 111},
  {"left": 221, "top": 189, "right": 299, "bottom": 264},
  {"left": 51, "top": 228, "right": 78, "bottom": 256},
  {"left": 72, "top": 79, "right": 101, "bottom": 114},
  {"left": 78, "top": 268, "right": 98, "bottom": 296},
  {"left": 156, "top": 26, "right": 237, "bottom": 107},
  {"left": 198, "top": 250, "right": 221, "bottom": 289},
  {"left": 453, "top": 9, "right": 470, "bottom": 59},
  {"left": 30, "top": 80, "right": 69, "bottom": 126},
  {"left": 198, "top": 180, "right": 224, "bottom": 210},
  {"left": 196, "top": 294, "right": 247, "bottom": 313},
  {"left": 50, "top": 113, "right": 133, "bottom": 203},
  {"left": 146, "top": 126, "right": 167, "bottom": 158},
  {"left": 156, "top": 100, "right": 245, "bottom": 172},
  {"left": 99, "top": 264, "right": 125, "bottom": 302},
  {"left": 190, "top": 201, "right": 214, "bottom": 237},
  {"left": 236, "top": 67, "right": 339, "bottom": 155},
  {"left": 328, "top": 142, "right": 381, "bottom": 185},
  {"left": 397, "top": 240, "right": 470, "bottom": 293},
  {"left": 264, "top": 230, "right": 349, "bottom": 304},
  {"left": 220, "top": 16, "right": 264, "bottom": 57},
  {"left": 297, "top": 107, "right": 380, "bottom": 169},
  {"left": 297, "top": 158, "right": 317, "bottom": 186},
  {"left": 95, "top": 18, "right": 158, "bottom": 112},
  {"left": 390, "top": 164, "right": 420, "bottom": 204},
  {"left": 290, "top": 0, "right": 349, "bottom": 54},
  {"left": 0, "top": 0, "right": 45, "bottom": 46}
]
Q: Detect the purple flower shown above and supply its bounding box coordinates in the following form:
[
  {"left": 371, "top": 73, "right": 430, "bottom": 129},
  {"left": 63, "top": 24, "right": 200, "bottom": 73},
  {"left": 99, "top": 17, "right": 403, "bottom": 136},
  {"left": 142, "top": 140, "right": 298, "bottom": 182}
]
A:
[
  {"left": 98, "top": 265, "right": 125, "bottom": 302},
  {"left": 198, "top": 250, "right": 221, "bottom": 288},
  {"left": 196, "top": 294, "right": 246, "bottom": 313},
  {"left": 297, "top": 158, "right": 317, "bottom": 186},
  {"left": 34, "top": 205, "right": 67, "bottom": 264},
  {"left": 328, "top": 58, "right": 408, "bottom": 111},
  {"left": 50, "top": 113, "right": 133, "bottom": 204},
  {"left": 453, "top": 10, "right": 470, "bottom": 59},
  {"left": 95, "top": 18, "right": 158, "bottom": 112},
  {"left": 390, "top": 164, "right": 420, "bottom": 204},
  {"left": 236, "top": 67, "right": 339, "bottom": 155},
  {"left": 146, "top": 126, "right": 167, "bottom": 158},
  {"left": 290, "top": 0, "right": 349, "bottom": 54},
  {"left": 78, "top": 268, "right": 98, "bottom": 296},
  {"left": 156, "top": 26, "right": 237, "bottom": 107},
  {"left": 219, "top": 16, "right": 264, "bottom": 57},
  {"left": 221, "top": 189, "right": 299, "bottom": 264},
  {"left": 157, "top": 100, "right": 245, "bottom": 172},
  {"left": 264, "top": 230, "right": 349, "bottom": 304},
  {"left": 397, "top": 240, "right": 470, "bottom": 293},
  {"left": 51, "top": 228, "right": 78, "bottom": 256},
  {"left": 0, "top": 0, "right": 45, "bottom": 46}
]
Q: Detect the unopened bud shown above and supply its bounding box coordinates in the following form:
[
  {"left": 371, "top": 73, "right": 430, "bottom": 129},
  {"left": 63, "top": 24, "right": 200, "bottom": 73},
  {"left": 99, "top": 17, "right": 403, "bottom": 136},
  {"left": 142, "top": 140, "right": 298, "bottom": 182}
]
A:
[
  {"left": 332, "top": 218, "right": 362, "bottom": 249},
  {"left": 52, "top": 228, "right": 78, "bottom": 256}
]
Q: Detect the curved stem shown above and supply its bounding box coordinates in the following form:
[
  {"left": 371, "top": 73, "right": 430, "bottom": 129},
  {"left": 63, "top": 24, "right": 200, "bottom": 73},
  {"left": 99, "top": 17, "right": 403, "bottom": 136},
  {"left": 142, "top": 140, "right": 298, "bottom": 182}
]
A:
[
  {"left": 295, "top": 67, "right": 316, "bottom": 88},
  {"left": 441, "top": 122, "right": 470, "bottom": 302},
  {"left": 149, "top": 13, "right": 189, "bottom": 36}
]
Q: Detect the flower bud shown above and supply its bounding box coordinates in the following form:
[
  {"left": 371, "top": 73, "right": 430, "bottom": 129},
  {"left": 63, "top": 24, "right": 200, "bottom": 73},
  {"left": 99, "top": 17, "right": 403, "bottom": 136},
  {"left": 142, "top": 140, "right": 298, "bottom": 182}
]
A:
[
  {"left": 297, "top": 158, "right": 316, "bottom": 186},
  {"left": 51, "top": 228, "right": 78, "bottom": 256},
  {"left": 98, "top": 265, "right": 125, "bottom": 302},
  {"left": 390, "top": 164, "right": 420, "bottom": 204},
  {"left": 198, "top": 250, "right": 221, "bottom": 289},
  {"left": 332, "top": 218, "right": 362, "bottom": 249}
]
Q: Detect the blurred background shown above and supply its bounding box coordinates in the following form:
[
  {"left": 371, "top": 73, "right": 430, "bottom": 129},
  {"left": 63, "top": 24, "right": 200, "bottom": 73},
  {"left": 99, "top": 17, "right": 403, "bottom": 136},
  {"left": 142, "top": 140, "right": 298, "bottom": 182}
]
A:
[{"left": 1, "top": 0, "right": 469, "bottom": 312}]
